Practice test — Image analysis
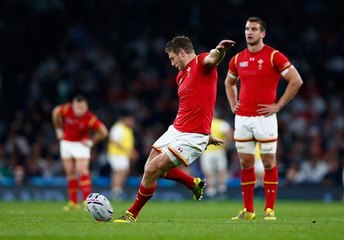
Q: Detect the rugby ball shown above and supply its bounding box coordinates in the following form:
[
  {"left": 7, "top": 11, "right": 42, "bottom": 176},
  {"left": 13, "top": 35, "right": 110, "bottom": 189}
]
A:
[{"left": 86, "top": 193, "right": 113, "bottom": 221}]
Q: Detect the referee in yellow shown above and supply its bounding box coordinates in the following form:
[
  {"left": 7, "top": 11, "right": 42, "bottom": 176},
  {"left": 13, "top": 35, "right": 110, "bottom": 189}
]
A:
[
  {"left": 200, "top": 114, "right": 233, "bottom": 199},
  {"left": 107, "top": 112, "right": 137, "bottom": 201}
]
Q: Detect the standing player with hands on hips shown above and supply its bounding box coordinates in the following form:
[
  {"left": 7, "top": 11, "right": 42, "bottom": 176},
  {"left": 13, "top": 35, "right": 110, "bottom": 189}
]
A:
[
  {"left": 114, "top": 36, "right": 235, "bottom": 223},
  {"left": 52, "top": 95, "right": 108, "bottom": 211},
  {"left": 225, "top": 17, "right": 303, "bottom": 220}
]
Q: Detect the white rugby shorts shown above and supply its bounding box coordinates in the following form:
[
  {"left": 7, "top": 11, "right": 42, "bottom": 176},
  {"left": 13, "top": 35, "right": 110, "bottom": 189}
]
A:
[
  {"left": 107, "top": 155, "right": 130, "bottom": 171},
  {"left": 60, "top": 140, "right": 91, "bottom": 159},
  {"left": 234, "top": 114, "right": 278, "bottom": 142},
  {"left": 153, "top": 125, "right": 209, "bottom": 166}
]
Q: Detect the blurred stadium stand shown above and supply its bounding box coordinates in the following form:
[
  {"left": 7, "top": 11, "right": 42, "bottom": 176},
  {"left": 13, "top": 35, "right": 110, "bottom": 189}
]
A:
[{"left": 0, "top": 0, "right": 343, "bottom": 200}]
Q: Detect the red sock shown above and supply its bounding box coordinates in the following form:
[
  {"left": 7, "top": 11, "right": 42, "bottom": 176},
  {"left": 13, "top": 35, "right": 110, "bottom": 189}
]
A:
[
  {"left": 80, "top": 174, "right": 92, "bottom": 201},
  {"left": 241, "top": 167, "right": 256, "bottom": 213},
  {"left": 163, "top": 167, "right": 194, "bottom": 189},
  {"left": 128, "top": 183, "right": 157, "bottom": 218},
  {"left": 264, "top": 166, "right": 278, "bottom": 210},
  {"left": 67, "top": 178, "right": 78, "bottom": 204}
]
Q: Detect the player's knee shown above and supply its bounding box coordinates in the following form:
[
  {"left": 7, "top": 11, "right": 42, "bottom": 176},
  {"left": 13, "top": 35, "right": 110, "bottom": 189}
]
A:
[
  {"left": 144, "top": 163, "right": 157, "bottom": 177},
  {"left": 240, "top": 158, "right": 255, "bottom": 169},
  {"left": 235, "top": 141, "right": 256, "bottom": 154},
  {"left": 78, "top": 168, "right": 89, "bottom": 176},
  {"left": 263, "top": 161, "right": 276, "bottom": 170},
  {"left": 260, "top": 142, "right": 277, "bottom": 169},
  {"left": 261, "top": 155, "right": 276, "bottom": 169},
  {"left": 142, "top": 164, "right": 161, "bottom": 186},
  {"left": 64, "top": 167, "right": 75, "bottom": 177}
]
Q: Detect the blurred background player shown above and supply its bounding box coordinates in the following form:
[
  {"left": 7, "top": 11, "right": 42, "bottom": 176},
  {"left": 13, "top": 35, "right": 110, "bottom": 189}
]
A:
[
  {"left": 107, "top": 111, "right": 138, "bottom": 201},
  {"left": 225, "top": 17, "right": 303, "bottom": 220},
  {"left": 52, "top": 95, "right": 108, "bottom": 210},
  {"left": 200, "top": 113, "right": 233, "bottom": 199}
]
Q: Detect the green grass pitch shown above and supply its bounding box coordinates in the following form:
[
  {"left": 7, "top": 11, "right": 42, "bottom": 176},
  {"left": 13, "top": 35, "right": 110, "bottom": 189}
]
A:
[{"left": 0, "top": 200, "right": 343, "bottom": 240}]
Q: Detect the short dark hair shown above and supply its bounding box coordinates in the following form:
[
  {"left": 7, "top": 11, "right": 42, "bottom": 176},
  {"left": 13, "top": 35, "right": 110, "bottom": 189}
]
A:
[
  {"left": 165, "top": 36, "right": 195, "bottom": 54},
  {"left": 247, "top": 17, "right": 266, "bottom": 31}
]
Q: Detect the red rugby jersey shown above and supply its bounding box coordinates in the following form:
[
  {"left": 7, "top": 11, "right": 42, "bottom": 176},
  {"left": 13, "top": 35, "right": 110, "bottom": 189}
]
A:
[
  {"left": 228, "top": 45, "right": 291, "bottom": 116},
  {"left": 173, "top": 53, "right": 218, "bottom": 135},
  {"left": 59, "top": 103, "right": 102, "bottom": 141}
]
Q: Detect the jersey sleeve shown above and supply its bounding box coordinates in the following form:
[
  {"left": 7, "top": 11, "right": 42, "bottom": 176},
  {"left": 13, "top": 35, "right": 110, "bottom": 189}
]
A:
[
  {"left": 197, "top": 52, "right": 216, "bottom": 75},
  {"left": 59, "top": 103, "right": 70, "bottom": 117},
  {"left": 228, "top": 54, "right": 238, "bottom": 77},
  {"left": 197, "top": 52, "right": 208, "bottom": 69},
  {"left": 272, "top": 51, "right": 291, "bottom": 72},
  {"left": 88, "top": 114, "right": 102, "bottom": 131}
]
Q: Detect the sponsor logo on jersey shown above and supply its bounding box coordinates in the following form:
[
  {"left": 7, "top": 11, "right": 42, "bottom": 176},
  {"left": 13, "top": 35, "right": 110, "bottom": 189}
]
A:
[{"left": 239, "top": 61, "right": 248, "bottom": 67}]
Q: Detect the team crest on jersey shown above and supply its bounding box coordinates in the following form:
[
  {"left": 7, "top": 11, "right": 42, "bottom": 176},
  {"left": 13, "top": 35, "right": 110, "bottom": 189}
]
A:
[
  {"left": 257, "top": 59, "right": 264, "bottom": 70},
  {"left": 239, "top": 61, "right": 248, "bottom": 67}
]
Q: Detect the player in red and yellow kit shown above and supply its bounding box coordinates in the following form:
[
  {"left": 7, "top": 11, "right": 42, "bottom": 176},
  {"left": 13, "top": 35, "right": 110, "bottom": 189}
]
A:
[
  {"left": 225, "top": 17, "right": 303, "bottom": 220},
  {"left": 114, "top": 36, "right": 235, "bottom": 223},
  {"left": 52, "top": 95, "right": 108, "bottom": 211}
]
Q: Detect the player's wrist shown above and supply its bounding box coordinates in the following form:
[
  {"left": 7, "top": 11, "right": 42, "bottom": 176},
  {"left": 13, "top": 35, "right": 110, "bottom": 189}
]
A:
[
  {"left": 215, "top": 46, "right": 226, "bottom": 53},
  {"left": 276, "top": 103, "right": 283, "bottom": 112},
  {"left": 55, "top": 128, "right": 63, "bottom": 139},
  {"left": 84, "top": 139, "right": 94, "bottom": 148}
]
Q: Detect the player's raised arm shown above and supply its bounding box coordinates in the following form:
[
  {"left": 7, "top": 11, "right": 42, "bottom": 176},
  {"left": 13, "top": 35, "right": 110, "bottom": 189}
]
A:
[{"left": 204, "top": 40, "right": 235, "bottom": 68}]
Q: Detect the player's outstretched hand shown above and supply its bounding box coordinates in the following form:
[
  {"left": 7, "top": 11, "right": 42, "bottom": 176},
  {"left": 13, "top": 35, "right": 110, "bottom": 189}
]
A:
[
  {"left": 81, "top": 139, "right": 94, "bottom": 148},
  {"left": 216, "top": 40, "right": 236, "bottom": 52},
  {"left": 208, "top": 135, "right": 224, "bottom": 146}
]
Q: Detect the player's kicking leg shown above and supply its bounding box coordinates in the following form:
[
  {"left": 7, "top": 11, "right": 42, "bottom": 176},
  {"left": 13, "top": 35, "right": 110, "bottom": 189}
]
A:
[
  {"left": 150, "top": 148, "right": 206, "bottom": 200},
  {"left": 162, "top": 167, "right": 206, "bottom": 201}
]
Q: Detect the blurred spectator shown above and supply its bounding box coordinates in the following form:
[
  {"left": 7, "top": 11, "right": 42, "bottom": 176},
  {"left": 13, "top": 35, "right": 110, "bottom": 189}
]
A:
[
  {"left": 5, "top": 130, "right": 31, "bottom": 157},
  {"left": 286, "top": 134, "right": 329, "bottom": 184},
  {"left": 0, "top": 145, "right": 12, "bottom": 179},
  {"left": 39, "top": 155, "right": 63, "bottom": 178}
]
